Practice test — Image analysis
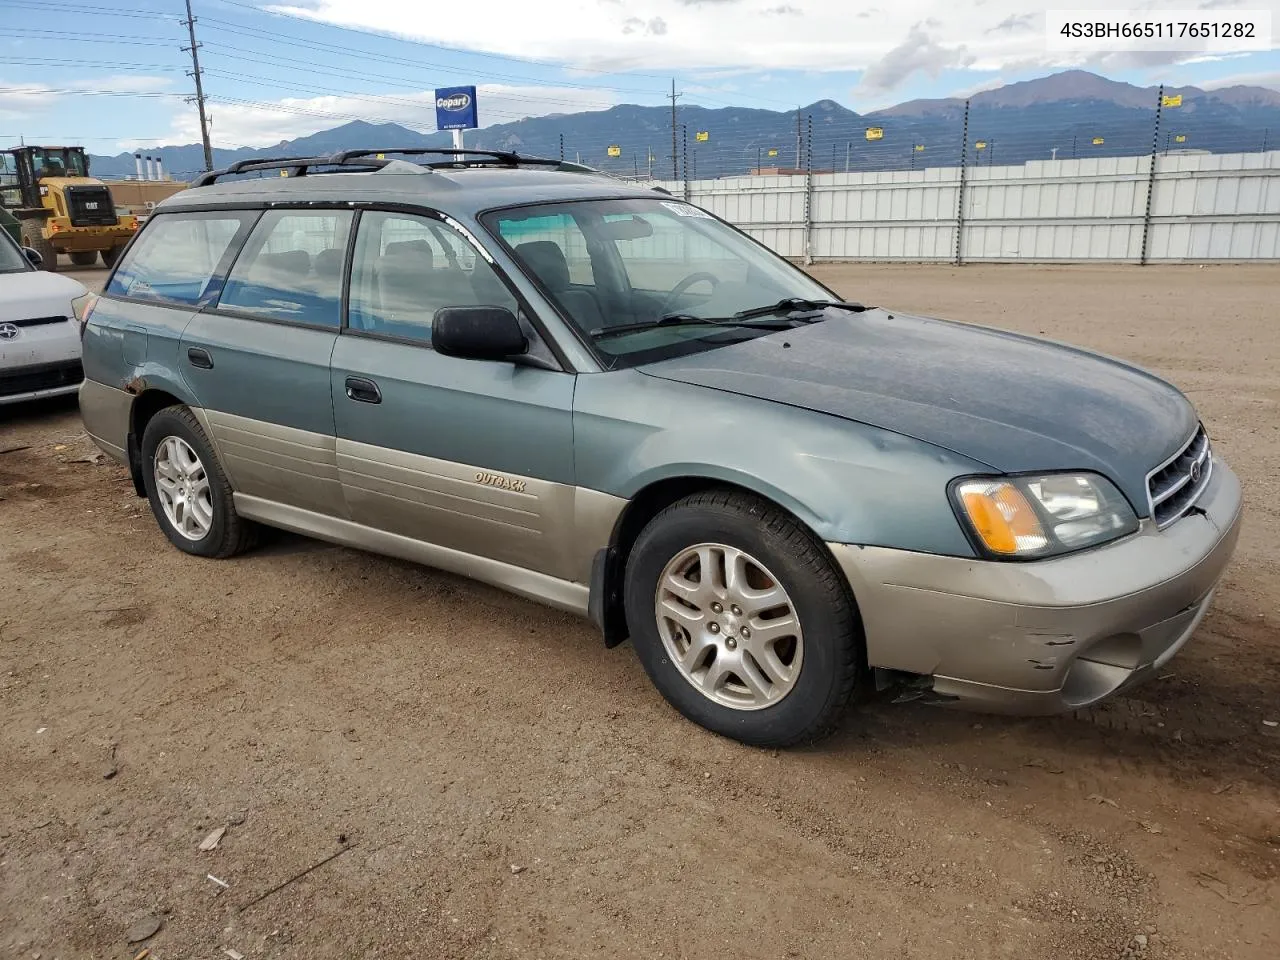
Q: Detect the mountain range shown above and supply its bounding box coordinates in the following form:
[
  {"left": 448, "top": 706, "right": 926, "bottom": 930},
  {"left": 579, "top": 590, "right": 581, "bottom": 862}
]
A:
[{"left": 85, "top": 70, "right": 1280, "bottom": 181}]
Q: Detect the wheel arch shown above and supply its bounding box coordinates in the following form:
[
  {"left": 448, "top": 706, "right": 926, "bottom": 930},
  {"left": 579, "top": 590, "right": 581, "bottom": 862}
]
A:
[
  {"left": 591, "top": 473, "right": 862, "bottom": 652},
  {"left": 126, "top": 388, "right": 188, "bottom": 496}
]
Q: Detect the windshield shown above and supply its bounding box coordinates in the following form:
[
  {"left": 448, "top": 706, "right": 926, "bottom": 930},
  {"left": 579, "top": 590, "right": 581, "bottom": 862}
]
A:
[
  {"left": 30, "top": 148, "right": 88, "bottom": 179},
  {"left": 483, "top": 198, "right": 834, "bottom": 367},
  {"left": 0, "top": 224, "right": 29, "bottom": 274}
]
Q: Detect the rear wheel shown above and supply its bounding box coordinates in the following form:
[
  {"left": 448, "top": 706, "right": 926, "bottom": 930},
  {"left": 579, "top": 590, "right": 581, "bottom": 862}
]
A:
[
  {"left": 19, "top": 225, "right": 56, "bottom": 272},
  {"left": 140, "top": 406, "right": 259, "bottom": 559},
  {"left": 69, "top": 250, "right": 98, "bottom": 267},
  {"left": 101, "top": 245, "right": 126, "bottom": 268},
  {"left": 624, "top": 490, "right": 863, "bottom": 747}
]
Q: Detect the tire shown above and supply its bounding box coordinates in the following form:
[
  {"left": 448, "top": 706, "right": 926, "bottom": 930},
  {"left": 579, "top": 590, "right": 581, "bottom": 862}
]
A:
[
  {"left": 140, "top": 406, "right": 259, "bottom": 559},
  {"left": 624, "top": 490, "right": 862, "bottom": 747},
  {"left": 101, "top": 245, "right": 125, "bottom": 268},
  {"left": 19, "top": 225, "right": 56, "bottom": 272},
  {"left": 69, "top": 250, "right": 98, "bottom": 267}
]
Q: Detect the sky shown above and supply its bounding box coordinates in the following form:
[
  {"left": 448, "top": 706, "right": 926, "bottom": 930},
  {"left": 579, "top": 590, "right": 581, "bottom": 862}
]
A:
[{"left": 1, "top": 0, "right": 1278, "bottom": 152}]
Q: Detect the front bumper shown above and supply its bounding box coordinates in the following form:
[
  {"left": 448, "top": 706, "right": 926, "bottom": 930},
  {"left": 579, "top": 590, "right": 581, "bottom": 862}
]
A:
[{"left": 828, "top": 458, "right": 1243, "bottom": 714}]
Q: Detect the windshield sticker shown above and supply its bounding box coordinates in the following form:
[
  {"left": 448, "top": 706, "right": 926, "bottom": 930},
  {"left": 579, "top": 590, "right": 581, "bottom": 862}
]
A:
[{"left": 661, "top": 201, "right": 713, "bottom": 219}]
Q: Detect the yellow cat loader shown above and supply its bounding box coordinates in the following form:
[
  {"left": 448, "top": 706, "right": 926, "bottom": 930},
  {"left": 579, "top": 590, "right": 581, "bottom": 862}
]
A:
[{"left": 0, "top": 146, "right": 138, "bottom": 271}]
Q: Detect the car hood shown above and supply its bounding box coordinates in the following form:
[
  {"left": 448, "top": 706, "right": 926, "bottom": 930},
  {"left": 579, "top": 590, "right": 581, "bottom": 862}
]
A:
[
  {"left": 637, "top": 308, "right": 1198, "bottom": 514},
  {"left": 0, "top": 270, "right": 86, "bottom": 321}
]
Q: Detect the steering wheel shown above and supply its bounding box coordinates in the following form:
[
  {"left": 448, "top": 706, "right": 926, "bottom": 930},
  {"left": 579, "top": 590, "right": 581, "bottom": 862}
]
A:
[{"left": 660, "top": 272, "right": 721, "bottom": 314}]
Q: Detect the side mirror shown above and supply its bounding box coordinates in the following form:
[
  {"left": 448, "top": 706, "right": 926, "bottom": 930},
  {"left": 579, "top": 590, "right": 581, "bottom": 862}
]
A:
[
  {"left": 22, "top": 246, "right": 42, "bottom": 267},
  {"left": 432, "top": 306, "right": 527, "bottom": 361}
]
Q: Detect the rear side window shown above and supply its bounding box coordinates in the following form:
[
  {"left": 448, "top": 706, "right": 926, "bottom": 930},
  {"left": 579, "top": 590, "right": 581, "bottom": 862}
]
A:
[
  {"left": 217, "top": 210, "right": 353, "bottom": 327},
  {"left": 106, "top": 212, "right": 255, "bottom": 305}
]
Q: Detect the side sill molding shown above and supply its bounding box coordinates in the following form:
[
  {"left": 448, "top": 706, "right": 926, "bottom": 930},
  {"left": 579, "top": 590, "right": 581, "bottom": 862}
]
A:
[{"left": 232, "top": 494, "right": 590, "bottom": 617}]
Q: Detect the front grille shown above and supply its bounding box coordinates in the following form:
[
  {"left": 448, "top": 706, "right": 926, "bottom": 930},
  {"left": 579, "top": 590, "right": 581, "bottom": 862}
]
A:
[
  {"left": 0, "top": 360, "right": 83, "bottom": 397},
  {"left": 1147, "top": 425, "right": 1212, "bottom": 528},
  {"left": 11, "top": 315, "right": 69, "bottom": 327},
  {"left": 64, "top": 186, "right": 117, "bottom": 227}
]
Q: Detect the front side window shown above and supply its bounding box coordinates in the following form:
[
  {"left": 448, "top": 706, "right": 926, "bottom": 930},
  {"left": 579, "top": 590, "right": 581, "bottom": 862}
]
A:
[
  {"left": 105, "top": 211, "right": 255, "bottom": 305},
  {"left": 218, "top": 209, "right": 353, "bottom": 327},
  {"left": 347, "top": 210, "right": 517, "bottom": 343},
  {"left": 484, "top": 198, "right": 833, "bottom": 367}
]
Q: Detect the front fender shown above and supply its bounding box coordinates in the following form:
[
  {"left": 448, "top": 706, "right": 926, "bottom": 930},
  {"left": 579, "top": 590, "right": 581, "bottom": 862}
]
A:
[{"left": 573, "top": 370, "right": 985, "bottom": 558}]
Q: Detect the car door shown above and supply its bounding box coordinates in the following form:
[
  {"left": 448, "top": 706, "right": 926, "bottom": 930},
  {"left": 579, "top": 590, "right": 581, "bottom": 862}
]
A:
[
  {"left": 180, "top": 207, "right": 353, "bottom": 517},
  {"left": 331, "top": 208, "right": 578, "bottom": 579}
]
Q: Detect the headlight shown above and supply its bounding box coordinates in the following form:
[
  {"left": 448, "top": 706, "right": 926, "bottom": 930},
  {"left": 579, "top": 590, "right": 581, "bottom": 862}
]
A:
[{"left": 951, "top": 472, "right": 1138, "bottom": 559}]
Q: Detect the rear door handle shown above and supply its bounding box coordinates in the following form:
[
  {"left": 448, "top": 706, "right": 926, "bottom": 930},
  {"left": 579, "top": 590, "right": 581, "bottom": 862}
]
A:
[
  {"left": 345, "top": 376, "right": 382, "bottom": 404},
  {"left": 187, "top": 347, "right": 213, "bottom": 369}
]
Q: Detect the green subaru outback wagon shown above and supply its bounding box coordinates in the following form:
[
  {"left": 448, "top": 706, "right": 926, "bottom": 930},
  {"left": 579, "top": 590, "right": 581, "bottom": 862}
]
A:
[{"left": 78, "top": 149, "right": 1242, "bottom": 747}]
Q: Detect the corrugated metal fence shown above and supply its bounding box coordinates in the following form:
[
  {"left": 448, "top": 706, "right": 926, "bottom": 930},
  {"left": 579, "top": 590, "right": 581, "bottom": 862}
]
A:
[{"left": 657, "top": 150, "right": 1280, "bottom": 263}]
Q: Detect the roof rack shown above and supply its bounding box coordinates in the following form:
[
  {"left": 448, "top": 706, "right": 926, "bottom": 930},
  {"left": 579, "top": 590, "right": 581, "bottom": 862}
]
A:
[
  {"left": 190, "top": 155, "right": 382, "bottom": 187},
  {"left": 190, "top": 147, "right": 606, "bottom": 188},
  {"left": 332, "top": 147, "right": 600, "bottom": 175}
]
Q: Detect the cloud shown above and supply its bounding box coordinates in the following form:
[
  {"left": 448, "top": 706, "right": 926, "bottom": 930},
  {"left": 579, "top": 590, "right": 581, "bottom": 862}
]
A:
[
  {"left": 857, "top": 25, "right": 971, "bottom": 93},
  {"left": 1198, "top": 70, "right": 1280, "bottom": 91},
  {"left": 160, "top": 83, "right": 618, "bottom": 149},
  {"left": 987, "top": 13, "right": 1034, "bottom": 33},
  {"left": 258, "top": 1, "right": 1280, "bottom": 94}
]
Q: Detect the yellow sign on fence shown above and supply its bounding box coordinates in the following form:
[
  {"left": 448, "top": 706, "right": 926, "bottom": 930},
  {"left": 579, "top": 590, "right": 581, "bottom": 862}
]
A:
[
  {"left": 865, "top": 127, "right": 883, "bottom": 141},
  {"left": 607, "top": 145, "right": 621, "bottom": 157},
  {"left": 1175, "top": 134, "right": 1187, "bottom": 143},
  {"left": 1092, "top": 137, "right": 1105, "bottom": 145},
  {"left": 1162, "top": 94, "right": 1183, "bottom": 108},
  {"left": 914, "top": 144, "right": 925, "bottom": 151},
  {"left": 975, "top": 140, "right": 986, "bottom": 150},
  {"left": 767, "top": 148, "right": 778, "bottom": 157},
  {"left": 695, "top": 131, "right": 709, "bottom": 142}
]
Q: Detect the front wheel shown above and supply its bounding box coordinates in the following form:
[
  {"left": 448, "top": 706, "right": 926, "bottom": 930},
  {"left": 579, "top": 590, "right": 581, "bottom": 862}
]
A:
[
  {"left": 101, "top": 245, "right": 126, "bottom": 268},
  {"left": 20, "top": 226, "right": 56, "bottom": 272},
  {"left": 69, "top": 251, "right": 98, "bottom": 267},
  {"left": 624, "top": 491, "right": 863, "bottom": 747},
  {"left": 140, "top": 406, "right": 258, "bottom": 559}
]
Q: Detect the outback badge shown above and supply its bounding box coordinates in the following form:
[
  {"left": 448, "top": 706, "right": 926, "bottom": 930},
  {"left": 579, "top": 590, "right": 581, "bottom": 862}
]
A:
[{"left": 474, "top": 471, "right": 526, "bottom": 493}]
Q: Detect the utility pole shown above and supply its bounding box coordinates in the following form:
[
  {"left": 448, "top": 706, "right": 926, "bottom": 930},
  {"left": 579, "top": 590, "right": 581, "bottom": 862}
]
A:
[
  {"left": 181, "top": 0, "right": 213, "bottom": 172},
  {"left": 1262, "top": 128, "right": 1269, "bottom": 153},
  {"left": 1072, "top": 135, "right": 1077, "bottom": 159},
  {"left": 845, "top": 141, "right": 851, "bottom": 173},
  {"left": 559, "top": 133, "right": 564, "bottom": 161},
  {"left": 955, "top": 98, "right": 970, "bottom": 266},
  {"left": 756, "top": 145, "right": 761, "bottom": 174},
  {"left": 669, "top": 79, "right": 681, "bottom": 181}
]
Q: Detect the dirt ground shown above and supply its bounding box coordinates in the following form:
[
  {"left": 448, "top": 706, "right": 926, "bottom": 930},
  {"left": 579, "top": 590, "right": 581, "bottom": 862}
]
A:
[{"left": 2, "top": 262, "right": 1277, "bottom": 960}]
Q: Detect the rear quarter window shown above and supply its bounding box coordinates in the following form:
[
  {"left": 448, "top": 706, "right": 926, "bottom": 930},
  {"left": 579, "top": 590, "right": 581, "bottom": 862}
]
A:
[{"left": 106, "top": 211, "right": 256, "bottom": 305}]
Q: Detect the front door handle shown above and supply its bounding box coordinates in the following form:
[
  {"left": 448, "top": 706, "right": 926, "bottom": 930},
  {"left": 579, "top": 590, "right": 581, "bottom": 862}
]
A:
[
  {"left": 345, "top": 376, "right": 382, "bottom": 404},
  {"left": 187, "top": 347, "right": 214, "bottom": 369}
]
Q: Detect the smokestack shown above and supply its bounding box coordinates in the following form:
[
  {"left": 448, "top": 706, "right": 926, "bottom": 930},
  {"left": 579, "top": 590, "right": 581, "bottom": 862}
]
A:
[
  {"left": 155, "top": 156, "right": 165, "bottom": 181},
  {"left": 134, "top": 153, "right": 145, "bottom": 180},
  {"left": 145, "top": 156, "right": 156, "bottom": 181}
]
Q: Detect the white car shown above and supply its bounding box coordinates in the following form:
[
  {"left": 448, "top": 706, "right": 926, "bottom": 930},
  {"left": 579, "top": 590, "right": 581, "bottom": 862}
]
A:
[{"left": 1, "top": 232, "right": 89, "bottom": 406}]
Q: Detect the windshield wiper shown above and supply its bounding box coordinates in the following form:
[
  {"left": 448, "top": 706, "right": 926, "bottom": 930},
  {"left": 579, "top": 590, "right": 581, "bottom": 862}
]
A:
[
  {"left": 732, "top": 297, "right": 866, "bottom": 321},
  {"left": 590, "top": 313, "right": 798, "bottom": 341}
]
